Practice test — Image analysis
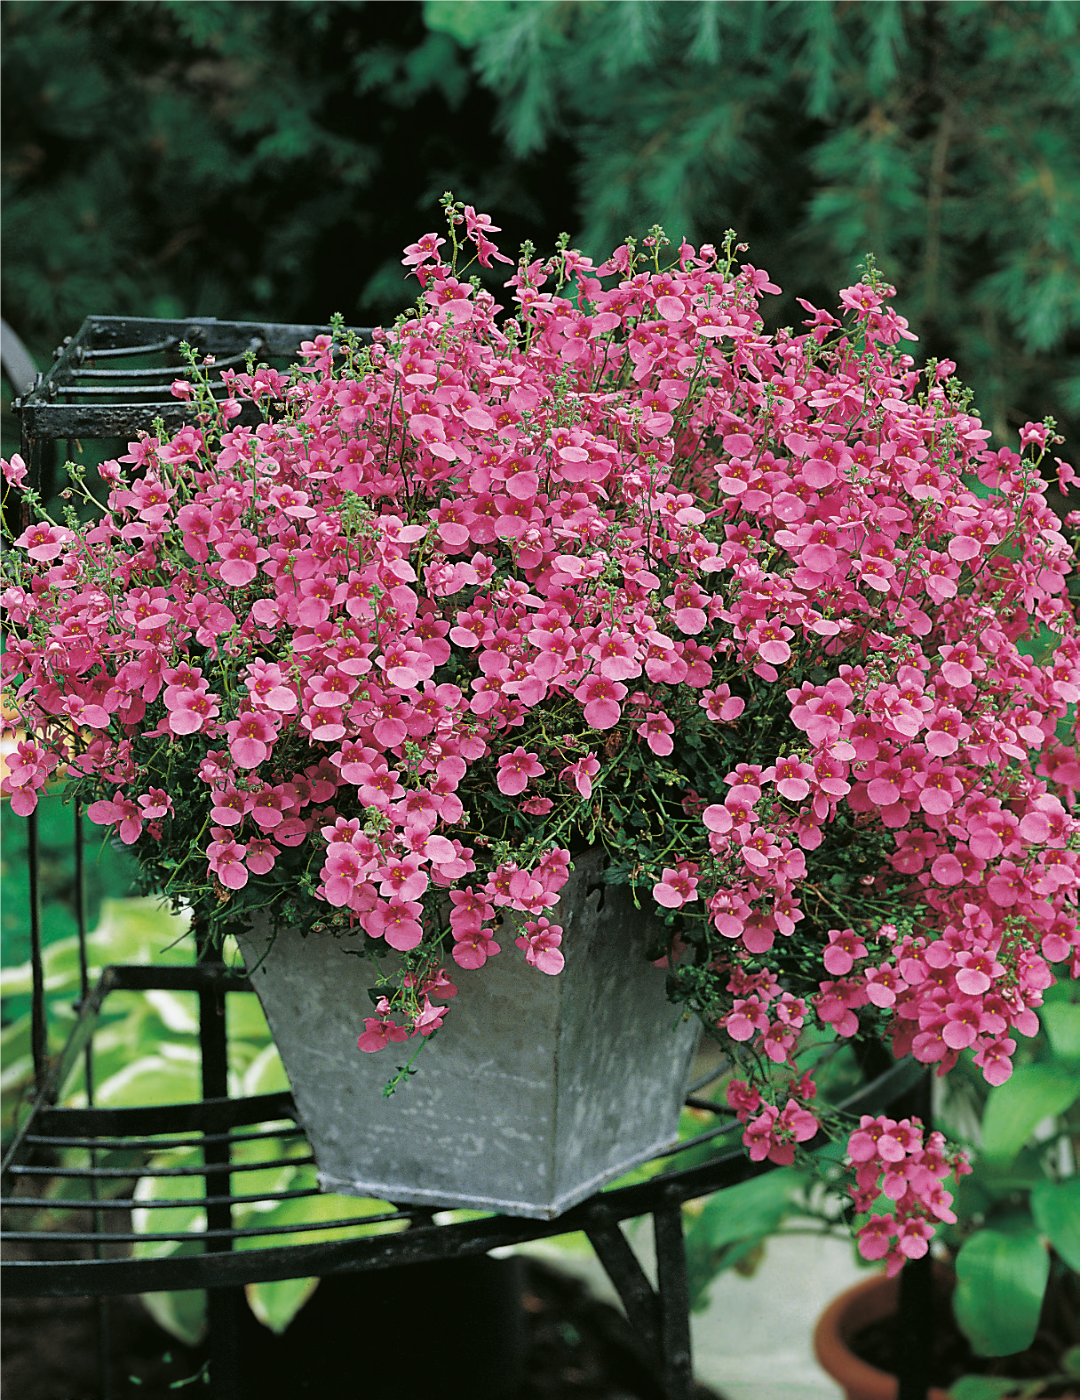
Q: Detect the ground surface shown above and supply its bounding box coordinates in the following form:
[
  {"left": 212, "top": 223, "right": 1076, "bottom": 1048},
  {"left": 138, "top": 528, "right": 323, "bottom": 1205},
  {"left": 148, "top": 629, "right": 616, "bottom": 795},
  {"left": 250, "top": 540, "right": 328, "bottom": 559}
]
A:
[{"left": 1, "top": 1257, "right": 728, "bottom": 1400}]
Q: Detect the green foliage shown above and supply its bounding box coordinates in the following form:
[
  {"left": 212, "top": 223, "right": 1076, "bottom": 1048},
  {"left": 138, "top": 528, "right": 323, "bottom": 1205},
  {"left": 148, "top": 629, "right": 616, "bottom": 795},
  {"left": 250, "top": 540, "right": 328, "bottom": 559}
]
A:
[
  {"left": 0, "top": 786, "right": 139, "bottom": 980},
  {"left": 133, "top": 1126, "right": 408, "bottom": 1343},
  {"left": 5, "top": 2, "right": 1076, "bottom": 462},
  {"left": 953, "top": 1217, "right": 1051, "bottom": 1358},
  {"left": 428, "top": 0, "right": 1080, "bottom": 455},
  {"left": 0, "top": 896, "right": 195, "bottom": 1137},
  {"left": 0, "top": 0, "right": 574, "bottom": 362},
  {"left": 3, "top": 895, "right": 405, "bottom": 1342},
  {"left": 1031, "top": 1178, "right": 1080, "bottom": 1274},
  {"left": 980, "top": 1063, "right": 1080, "bottom": 1163},
  {"left": 936, "top": 976, "right": 1080, "bottom": 1364}
]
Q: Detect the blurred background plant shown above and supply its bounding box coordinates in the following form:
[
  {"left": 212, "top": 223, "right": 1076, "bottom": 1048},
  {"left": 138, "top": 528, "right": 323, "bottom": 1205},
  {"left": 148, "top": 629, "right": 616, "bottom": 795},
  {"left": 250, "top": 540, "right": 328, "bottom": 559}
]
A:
[
  {"left": 939, "top": 976, "right": 1080, "bottom": 1371},
  {"left": 677, "top": 976, "right": 1080, "bottom": 1396},
  {"left": 2, "top": 0, "right": 1078, "bottom": 461},
  {"left": 1, "top": 888, "right": 408, "bottom": 1345}
]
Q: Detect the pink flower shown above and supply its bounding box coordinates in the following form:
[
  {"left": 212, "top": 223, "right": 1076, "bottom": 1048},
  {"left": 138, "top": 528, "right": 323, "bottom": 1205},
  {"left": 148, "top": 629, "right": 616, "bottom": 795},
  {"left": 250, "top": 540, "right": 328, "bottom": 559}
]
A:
[
  {"left": 138, "top": 789, "right": 172, "bottom": 820},
  {"left": 449, "top": 885, "right": 496, "bottom": 933},
  {"left": 167, "top": 689, "right": 220, "bottom": 735},
  {"left": 496, "top": 746, "right": 545, "bottom": 796},
  {"left": 560, "top": 756, "right": 600, "bottom": 798},
  {"left": 358, "top": 1003, "right": 411, "bottom": 1053},
  {"left": 365, "top": 899, "right": 425, "bottom": 952},
  {"left": 412, "top": 997, "right": 448, "bottom": 1036},
  {"left": 743, "top": 1106, "right": 781, "bottom": 1162},
  {"left": 777, "top": 1098, "right": 818, "bottom": 1144},
  {"left": 637, "top": 711, "right": 674, "bottom": 755},
  {"left": 823, "top": 927, "right": 869, "bottom": 976},
  {"left": 245, "top": 838, "right": 279, "bottom": 876},
  {"left": 700, "top": 686, "right": 745, "bottom": 723},
  {"left": 575, "top": 675, "right": 627, "bottom": 730},
  {"left": 87, "top": 796, "right": 143, "bottom": 844},
  {"left": 767, "top": 756, "right": 813, "bottom": 802},
  {"left": 378, "top": 856, "right": 427, "bottom": 902},
  {"left": 6, "top": 210, "right": 1079, "bottom": 1216},
  {"left": 401, "top": 232, "right": 445, "bottom": 268},
  {"left": 206, "top": 835, "right": 248, "bottom": 889},
  {"left": 653, "top": 866, "right": 699, "bottom": 909},
  {"left": 857, "top": 1215, "right": 895, "bottom": 1262},
  {"left": 515, "top": 917, "right": 564, "bottom": 974},
  {"left": 726, "top": 1079, "right": 762, "bottom": 1118},
  {"left": 225, "top": 710, "right": 278, "bottom": 768},
  {"left": 15, "top": 522, "right": 73, "bottom": 561},
  {"left": 2, "top": 454, "right": 28, "bottom": 488},
  {"left": 244, "top": 659, "right": 297, "bottom": 712},
  {"left": 452, "top": 928, "right": 502, "bottom": 970}
]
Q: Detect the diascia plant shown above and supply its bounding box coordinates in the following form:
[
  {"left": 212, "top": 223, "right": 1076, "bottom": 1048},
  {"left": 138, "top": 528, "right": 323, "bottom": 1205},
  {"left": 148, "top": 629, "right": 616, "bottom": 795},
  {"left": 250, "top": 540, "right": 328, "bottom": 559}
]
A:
[{"left": 4, "top": 199, "right": 1079, "bottom": 1272}]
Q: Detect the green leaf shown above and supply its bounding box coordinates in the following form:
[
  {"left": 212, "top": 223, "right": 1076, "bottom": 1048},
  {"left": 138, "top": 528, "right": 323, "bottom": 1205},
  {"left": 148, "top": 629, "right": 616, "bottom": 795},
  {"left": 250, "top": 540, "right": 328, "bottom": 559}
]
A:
[
  {"left": 980, "top": 1065, "right": 1080, "bottom": 1163},
  {"left": 233, "top": 1181, "right": 407, "bottom": 1253},
  {"left": 953, "top": 1223, "right": 1049, "bottom": 1357},
  {"left": 226, "top": 993, "right": 274, "bottom": 1045},
  {"left": 949, "top": 1379, "right": 1040, "bottom": 1400},
  {"left": 0, "top": 896, "right": 192, "bottom": 999},
  {"left": 139, "top": 1278, "right": 207, "bottom": 1350},
  {"left": 1039, "top": 1001, "right": 1080, "bottom": 1063},
  {"left": 92, "top": 1052, "right": 202, "bottom": 1109},
  {"left": 230, "top": 1184, "right": 407, "bottom": 1333},
  {"left": 142, "top": 991, "right": 200, "bottom": 1037},
  {"left": 1030, "top": 1178, "right": 1080, "bottom": 1272},
  {"left": 227, "top": 1133, "right": 307, "bottom": 1204},
  {"left": 423, "top": 0, "right": 515, "bottom": 46},
  {"left": 129, "top": 1146, "right": 209, "bottom": 1344},
  {"left": 244, "top": 1276, "right": 319, "bottom": 1335},
  {"left": 241, "top": 1043, "right": 292, "bottom": 1098},
  {"left": 131, "top": 1147, "right": 206, "bottom": 1258}
]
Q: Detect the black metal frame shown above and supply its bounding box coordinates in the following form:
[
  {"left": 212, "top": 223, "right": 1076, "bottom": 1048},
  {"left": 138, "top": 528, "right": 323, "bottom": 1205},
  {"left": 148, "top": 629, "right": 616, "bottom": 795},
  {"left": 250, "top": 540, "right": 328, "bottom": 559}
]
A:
[{"left": 2, "top": 317, "right": 936, "bottom": 1400}]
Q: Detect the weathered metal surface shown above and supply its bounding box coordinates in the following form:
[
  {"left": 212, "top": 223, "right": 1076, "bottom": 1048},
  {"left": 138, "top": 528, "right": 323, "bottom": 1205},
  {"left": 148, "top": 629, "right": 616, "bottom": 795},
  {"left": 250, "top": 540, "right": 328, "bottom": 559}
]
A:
[{"left": 237, "top": 850, "right": 702, "bottom": 1219}]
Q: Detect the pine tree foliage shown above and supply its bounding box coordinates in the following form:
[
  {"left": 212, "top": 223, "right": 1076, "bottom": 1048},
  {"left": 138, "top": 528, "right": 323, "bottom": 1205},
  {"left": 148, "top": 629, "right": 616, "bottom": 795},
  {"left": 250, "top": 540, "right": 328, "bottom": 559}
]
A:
[
  {"left": 427, "top": 0, "right": 1080, "bottom": 451},
  {"left": 3, "top": 0, "right": 1078, "bottom": 456},
  {"left": 0, "top": 0, "right": 573, "bottom": 353}
]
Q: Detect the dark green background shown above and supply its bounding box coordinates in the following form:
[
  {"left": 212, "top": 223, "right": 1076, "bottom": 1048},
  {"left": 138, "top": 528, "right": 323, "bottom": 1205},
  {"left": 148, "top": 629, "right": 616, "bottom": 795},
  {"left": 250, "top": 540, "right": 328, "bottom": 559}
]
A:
[{"left": 3, "top": 0, "right": 1079, "bottom": 456}]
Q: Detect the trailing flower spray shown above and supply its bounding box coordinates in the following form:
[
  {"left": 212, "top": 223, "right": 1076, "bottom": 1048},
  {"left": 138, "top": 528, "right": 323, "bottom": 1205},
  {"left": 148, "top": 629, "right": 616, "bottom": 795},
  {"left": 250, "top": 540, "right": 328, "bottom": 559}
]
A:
[{"left": 4, "top": 197, "right": 1078, "bottom": 1272}]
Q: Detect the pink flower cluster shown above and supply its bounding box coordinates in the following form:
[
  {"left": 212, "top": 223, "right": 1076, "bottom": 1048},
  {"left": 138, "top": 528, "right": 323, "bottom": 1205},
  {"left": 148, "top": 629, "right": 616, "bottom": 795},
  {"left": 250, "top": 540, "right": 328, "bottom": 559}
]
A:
[
  {"left": 726, "top": 1075, "right": 820, "bottom": 1166},
  {"left": 3, "top": 205, "right": 1078, "bottom": 1109},
  {"left": 847, "top": 1113, "right": 970, "bottom": 1277}
]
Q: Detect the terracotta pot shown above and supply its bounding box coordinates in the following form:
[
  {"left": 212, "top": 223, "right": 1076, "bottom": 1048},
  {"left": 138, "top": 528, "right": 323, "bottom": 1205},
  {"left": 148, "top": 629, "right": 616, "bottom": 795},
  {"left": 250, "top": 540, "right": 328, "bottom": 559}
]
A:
[{"left": 813, "top": 1271, "right": 952, "bottom": 1400}]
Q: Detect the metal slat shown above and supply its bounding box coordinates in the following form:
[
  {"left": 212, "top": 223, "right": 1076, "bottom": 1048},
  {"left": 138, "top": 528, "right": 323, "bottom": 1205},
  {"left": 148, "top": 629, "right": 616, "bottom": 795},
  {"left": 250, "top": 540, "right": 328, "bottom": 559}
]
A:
[
  {"left": 31, "top": 1089, "right": 296, "bottom": 1138},
  {"left": 8, "top": 1152, "right": 313, "bottom": 1179}
]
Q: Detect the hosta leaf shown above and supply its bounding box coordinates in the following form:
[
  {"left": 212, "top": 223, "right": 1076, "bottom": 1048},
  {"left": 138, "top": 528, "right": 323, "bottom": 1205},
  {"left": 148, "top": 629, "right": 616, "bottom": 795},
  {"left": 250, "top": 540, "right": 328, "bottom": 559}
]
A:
[
  {"left": 683, "top": 1168, "right": 807, "bottom": 1311},
  {"left": 1030, "top": 1178, "right": 1080, "bottom": 1271},
  {"left": 244, "top": 1276, "right": 320, "bottom": 1335},
  {"left": 980, "top": 1065, "right": 1080, "bottom": 1163},
  {"left": 1039, "top": 1001, "right": 1080, "bottom": 1063},
  {"left": 953, "top": 1223, "right": 1049, "bottom": 1357}
]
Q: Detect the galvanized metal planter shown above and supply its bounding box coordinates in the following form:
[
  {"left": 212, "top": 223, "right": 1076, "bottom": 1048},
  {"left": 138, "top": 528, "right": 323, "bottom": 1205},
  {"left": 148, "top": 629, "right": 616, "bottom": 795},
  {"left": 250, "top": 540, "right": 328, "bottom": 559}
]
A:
[{"left": 237, "top": 850, "right": 701, "bottom": 1219}]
